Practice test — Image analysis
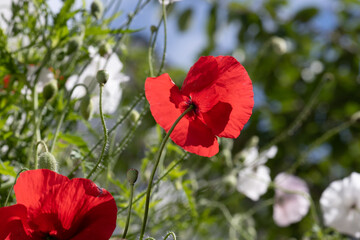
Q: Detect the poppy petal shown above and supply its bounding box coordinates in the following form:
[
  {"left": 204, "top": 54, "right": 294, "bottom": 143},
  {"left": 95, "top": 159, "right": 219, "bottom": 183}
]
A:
[
  {"left": 181, "top": 56, "right": 218, "bottom": 94},
  {"left": 198, "top": 56, "right": 254, "bottom": 138},
  {"left": 181, "top": 56, "right": 221, "bottom": 112},
  {"left": 145, "top": 73, "right": 188, "bottom": 132},
  {"left": 28, "top": 178, "right": 117, "bottom": 239},
  {"left": 0, "top": 204, "right": 30, "bottom": 240},
  {"left": 170, "top": 117, "right": 219, "bottom": 157},
  {"left": 14, "top": 169, "right": 69, "bottom": 210}
]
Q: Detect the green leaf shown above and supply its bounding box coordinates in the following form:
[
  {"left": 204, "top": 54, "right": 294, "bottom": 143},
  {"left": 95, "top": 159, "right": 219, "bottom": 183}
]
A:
[
  {"left": 0, "top": 161, "right": 17, "bottom": 177},
  {"left": 293, "top": 7, "right": 319, "bottom": 23}
]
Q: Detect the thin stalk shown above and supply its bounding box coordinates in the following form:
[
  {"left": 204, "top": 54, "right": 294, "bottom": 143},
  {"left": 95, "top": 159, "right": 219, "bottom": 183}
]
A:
[
  {"left": 139, "top": 105, "right": 194, "bottom": 239},
  {"left": 156, "top": 1, "right": 168, "bottom": 76},
  {"left": 34, "top": 140, "right": 49, "bottom": 169},
  {"left": 260, "top": 74, "right": 331, "bottom": 152},
  {"left": 86, "top": 84, "right": 108, "bottom": 179},
  {"left": 68, "top": 93, "right": 144, "bottom": 178},
  {"left": 148, "top": 31, "right": 155, "bottom": 77},
  {"left": 4, "top": 169, "right": 27, "bottom": 206},
  {"left": 118, "top": 152, "right": 188, "bottom": 215},
  {"left": 289, "top": 120, "right": 353, "bottom": 174},
  {"left": 163, "top": 232, "right": 176, "bottom": 240},
  {"left": 122, "top": 183, "right": 134, "bottom": 239},
  {"left": 50, "top": 84, "right": 89, "bottom": 153}
]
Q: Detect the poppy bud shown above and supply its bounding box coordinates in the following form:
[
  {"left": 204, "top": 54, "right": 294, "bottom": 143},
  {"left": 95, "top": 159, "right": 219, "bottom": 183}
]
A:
[
  {"left": 38, "top": 152, "right": 58, "bottom": 172},
  {"left": 91, "top": 0, "right": 104, "bottom": 20},
  {"left": 80, "top": 95, "right": 93, "bottom": 120},
  {"left": 67, "top": 38, "right": 82, "bottom": 55},
  {"left": 150, "top": 25, "right": 157, "bottom": 33},
  {"left": 98, "top": 43, "right": 111, "bottom": 57},
  {"left": 351, "top": 111, "right": 360, "bottom": 123},
  {"left": 269, "top": 36, "right": 287, "bottom": 55},
  {"left": 96, "top": 70, "right": 109, "bottom": 85},
  {"left": 127, "top": 168, "right": 138, "bottom": 185},
  {"left": 57, "top": 51, "right": 65, "bottom": 61},
  {"left": 43, "top": 80, "right": 58, "bottom": 101},
  {"left": 130, "top": 109, "right": 140, "bottom": 123}
]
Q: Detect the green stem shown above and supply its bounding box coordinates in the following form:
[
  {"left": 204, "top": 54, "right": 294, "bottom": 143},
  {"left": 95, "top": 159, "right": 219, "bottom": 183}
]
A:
[
  {"left": 163, "top": 232, "right": 176, "bottom": 240},
  {"left": 156, "top": 1, "right": 168, "bottom": 76},
  {"left": 118, "top": 152, "right": 188, "bottom": 215},
  {"left": 50, "top": 84, "right": 89, "bottom": 153},
  {"left": 122, "top": 183, "right": 134, "bottom": 239},
  {"left": 34, "top": 140, "right": 49, "bottom": 169},
  {"left": 148, "top": 31, "right": 155, "bottom": 77},
  {"left": 68, "top": 93, "right": 144, "bottom": 178},
  {"left": 139, "top": 105, "right": 194, "bottom": 239},
  {"left": 86, "top": 84, "right": 108, "bottom": 179},
  {"left": 289, "top": 120, "right": 353, "bottom": 174},
  {"left": 5, "top": 169, "right": 27, "bottom": 206},
  {"left": 261, "top": 74, "right": 331, "bottom": 152}
]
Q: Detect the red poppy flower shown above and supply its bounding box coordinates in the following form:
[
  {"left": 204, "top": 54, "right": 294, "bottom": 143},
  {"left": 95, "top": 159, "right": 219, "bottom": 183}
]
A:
[
  {"left": 0, "top": 169, "right": 117, "bottom": 240},
  {"left": 145, "top": 56, "right": 254, "bottom": 157}
]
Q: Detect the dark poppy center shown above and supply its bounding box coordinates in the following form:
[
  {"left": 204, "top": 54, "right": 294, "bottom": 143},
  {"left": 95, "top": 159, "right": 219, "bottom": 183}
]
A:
[{"left": 45, "top": 234, "right": 58, "bottom": 240}]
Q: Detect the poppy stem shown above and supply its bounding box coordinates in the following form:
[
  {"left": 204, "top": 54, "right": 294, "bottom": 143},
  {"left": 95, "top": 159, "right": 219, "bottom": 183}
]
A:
[
  {"left": 140, "top": 105, "right": 194, "bottom": 239},
  {"left": 122, "top": 183, "right": 134, "bottom": 239},
  {"left": 50, "top": 83, "right": 89, "bottom": 153},
  {"left": 156, "top": 0, "right": 168, "bottom": 76},
  {"left": 34, "top": 140, "right": 49, "bottom": 169},
  {"left": 86, "top": 84, "right": 108, "bottom": 179}
]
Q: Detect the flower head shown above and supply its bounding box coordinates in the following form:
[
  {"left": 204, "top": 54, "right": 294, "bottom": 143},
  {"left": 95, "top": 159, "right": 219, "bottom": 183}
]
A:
[
  {"left": 273, "top": 173, "right": 310, "bottom": 227},
  {"left": 236, "top": 146, "right": 277, "bottom": 201},
  {"left": 0, "top": 169, "right": 117, "bottom": 240},
  {"left": 145, "top": 56, "right": 254, "bottom": 157},
  {"left": 320, "top": 172, "right": 360, "bottom": 238}
]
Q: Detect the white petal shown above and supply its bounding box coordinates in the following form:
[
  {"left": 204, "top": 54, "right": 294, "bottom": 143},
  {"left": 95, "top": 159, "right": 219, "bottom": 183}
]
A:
[
  {"left": 237, "top": 165, "right": 271, "bottom": 201},
  {"left": 320, "top": 172, "right": 360, "bottom": 238}
]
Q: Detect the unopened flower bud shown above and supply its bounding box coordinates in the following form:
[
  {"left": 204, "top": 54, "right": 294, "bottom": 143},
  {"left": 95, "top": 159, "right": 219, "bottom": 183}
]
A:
[
  {"left": 80, "top": 95, "right": 93, "bottom": 120},
  {"left": 67, "top": 38, "right": 82, "bottom": 55},
  {"left": 57, "top": 51, "right": 65, "bottom": 61},
  {"left": 96, "top": 70, "right": 109, "bottom": 85},
  {"left": 130, "top": 109, "right": 140, "bottom": 123},
  {"left": 98, "top": 43, "right": 111, "bottom": 57},
  {"left": 91, "top": 0, "right": 104, "bottom": 20},
  {"left": 127, "top": 168, "right": 138, "bottom": 185},
  {"left": 270, "top": 36, "right": 288, "bottom": 55},
  {"left": 38, "top": 152, "right": 58, "bottom": 172},
  {"left": 351, "top": 111, "right": 360, "bottom": 123},
  {"left": 43, "top": 80, "right": 58, "bottom": 101},
  {"left": 150, "top": 25, "right": 157, "bottom": 33}
]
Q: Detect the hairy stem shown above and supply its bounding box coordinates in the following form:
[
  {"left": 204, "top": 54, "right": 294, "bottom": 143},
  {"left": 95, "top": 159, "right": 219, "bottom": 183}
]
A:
[{"left": 139, "top": 105, "right": 193, "bottom": 239}]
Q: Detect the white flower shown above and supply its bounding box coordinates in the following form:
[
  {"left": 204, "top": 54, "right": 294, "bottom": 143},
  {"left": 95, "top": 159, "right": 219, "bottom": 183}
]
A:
[
  {"left": 320, "top": 172, "right": 360, "bottom": 238},
  {"left": 236, "top": 146, "right": 277, "bottom": 201},
  {"left": 66, "top": 46, "right": 129, "bottom": 114},
  {"left": 273, "top": 173, "right": 310, "bottom": 227},
  {"left": 158, "top": 0, "right": 181, "bottom": 5},
  {"left": 0, "top": 0, "right": 12, "bottom": 31}
]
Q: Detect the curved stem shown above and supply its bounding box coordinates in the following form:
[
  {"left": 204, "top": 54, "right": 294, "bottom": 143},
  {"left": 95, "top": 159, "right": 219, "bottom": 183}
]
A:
[
  {"left": 139, "top": 105, "right": 194, "bottom": 239},
  {"left": 122, "top": 183, "right": 134, "bottom": 239},
  {"left": 34, "top": 140, "right": 49, "bottom": 169},
  {"left": 86, "top": 84, "right": 108, "bottom": 179},
  {"left": 156, "top": 1, "right": 168, "bottom": 76},
  {"left": 163, "top": 232, "right": 176, "bottom": 240},
  {"left": 68, "top": 93, "right": 144, "bottom": 178}
]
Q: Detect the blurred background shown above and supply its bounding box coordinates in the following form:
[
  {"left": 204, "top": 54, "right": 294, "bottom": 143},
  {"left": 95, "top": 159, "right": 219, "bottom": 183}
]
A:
[{"left": 1, "top": 0, "right": 360, "bottom": 239}]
